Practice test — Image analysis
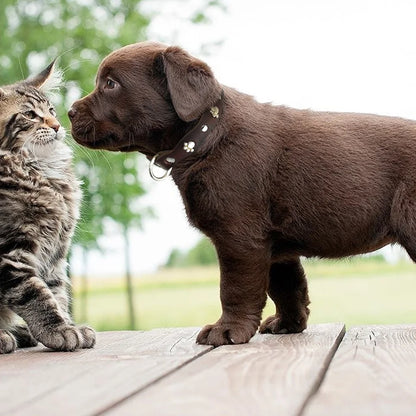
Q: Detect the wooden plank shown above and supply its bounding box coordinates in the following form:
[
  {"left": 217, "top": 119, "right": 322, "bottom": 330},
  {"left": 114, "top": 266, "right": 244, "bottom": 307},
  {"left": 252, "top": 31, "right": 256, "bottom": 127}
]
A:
[
  {"left": 303, "top": 325, "right": 416, "bottom": 416},
  {"left": 103, "top": 323, "right": 345, "bottom": 416},
  {"left": 0, "top": 328, "right": 212, "bottom": 416}
]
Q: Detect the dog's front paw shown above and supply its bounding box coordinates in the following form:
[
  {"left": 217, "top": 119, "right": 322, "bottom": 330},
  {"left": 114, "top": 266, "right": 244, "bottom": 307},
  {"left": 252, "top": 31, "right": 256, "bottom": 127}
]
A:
[
  {"left": 196, "top": 320, "right": 258, "bottom": 347},
  {"left": 0, "top": 330, "right": 17, "bottom": 354},
  {"left": 37, "top": 325, "right": 95, "bottom": 351},
  {"left": 259, "top": 315, "right": 307, "bottom": 334}
]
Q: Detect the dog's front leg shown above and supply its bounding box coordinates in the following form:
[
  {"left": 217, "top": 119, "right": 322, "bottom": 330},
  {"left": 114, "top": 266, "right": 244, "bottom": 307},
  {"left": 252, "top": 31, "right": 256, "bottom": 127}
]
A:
[{"left": 196, "top": 244, "right": 269, "bottom": 346}]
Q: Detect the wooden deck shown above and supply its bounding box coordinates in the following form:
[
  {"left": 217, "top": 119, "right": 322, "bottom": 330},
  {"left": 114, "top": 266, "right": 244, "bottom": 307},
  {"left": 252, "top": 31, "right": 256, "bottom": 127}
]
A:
[{"left": 1, "top": 323, "right": 415, "bottom": 415}]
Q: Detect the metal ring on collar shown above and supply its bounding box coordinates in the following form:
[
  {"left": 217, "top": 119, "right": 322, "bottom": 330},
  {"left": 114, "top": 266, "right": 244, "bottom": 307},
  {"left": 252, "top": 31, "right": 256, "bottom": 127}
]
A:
[{"left": 149, "top": 153, "right": 172, "bottom": 181}]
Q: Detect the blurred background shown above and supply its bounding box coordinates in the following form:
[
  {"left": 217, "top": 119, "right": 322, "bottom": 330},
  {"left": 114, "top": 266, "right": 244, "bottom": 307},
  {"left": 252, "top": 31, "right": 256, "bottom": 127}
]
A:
[{"left": 1, "top": 0, "right": 416, "bottom": 331}]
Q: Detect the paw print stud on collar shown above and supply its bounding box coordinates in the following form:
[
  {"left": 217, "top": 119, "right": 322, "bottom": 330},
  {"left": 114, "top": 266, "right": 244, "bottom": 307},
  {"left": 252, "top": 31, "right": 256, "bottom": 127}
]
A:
[{"left": 183, "top": 141, "right": 195, "bottom": 152}]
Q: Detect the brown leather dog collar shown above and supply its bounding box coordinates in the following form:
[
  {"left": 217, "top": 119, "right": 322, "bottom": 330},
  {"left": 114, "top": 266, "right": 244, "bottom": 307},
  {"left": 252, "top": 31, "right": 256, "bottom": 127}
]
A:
[{"left": 149, "top": 91, "right": 224, "bottom": 180}]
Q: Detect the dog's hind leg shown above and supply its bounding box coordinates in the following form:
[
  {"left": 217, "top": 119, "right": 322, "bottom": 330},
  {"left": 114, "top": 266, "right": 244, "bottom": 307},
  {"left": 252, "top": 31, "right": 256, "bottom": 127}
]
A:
[
  {"left": 259, "top": 258, "right": 310, "bottom": 334},
  {"left": 391, "top": 181, "right": 416, "bottom": 262}
]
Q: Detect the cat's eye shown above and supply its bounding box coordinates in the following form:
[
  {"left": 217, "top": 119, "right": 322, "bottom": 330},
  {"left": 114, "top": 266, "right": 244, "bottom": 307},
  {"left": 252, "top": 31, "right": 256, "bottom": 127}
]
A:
[
  {"left": 49, "top": 107, "right": 56, "bottom": 116},
  {"left": 105, "top": 78, "right": 117, "bottom": 89},
  {"left": 23, "top": 110, "right": 39, "bottom": 120}
]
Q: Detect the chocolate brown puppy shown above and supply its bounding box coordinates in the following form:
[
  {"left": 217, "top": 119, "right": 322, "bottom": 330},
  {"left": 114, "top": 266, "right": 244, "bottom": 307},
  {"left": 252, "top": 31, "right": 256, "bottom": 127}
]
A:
[{"left": 69, "top": 41, "right": 416, "bottom": 346}]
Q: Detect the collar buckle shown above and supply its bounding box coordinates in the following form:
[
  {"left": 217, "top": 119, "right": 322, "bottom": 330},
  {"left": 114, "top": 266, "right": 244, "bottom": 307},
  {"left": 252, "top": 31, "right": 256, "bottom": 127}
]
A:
[{"left": 149, "top": 153, "right": 172, "bottom": 181}]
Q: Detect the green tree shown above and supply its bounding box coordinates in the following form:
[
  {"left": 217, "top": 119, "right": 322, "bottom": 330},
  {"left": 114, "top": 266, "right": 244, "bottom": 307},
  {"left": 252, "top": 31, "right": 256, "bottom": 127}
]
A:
[
  {"left": 165, "top": 248, "right": 186, "bottom": 268},
  {"left": 1, "top": 0, "right": 152, "bottom": 251},
  {"left": 95, "top": 153, "right": 152, "bottom": 329}
]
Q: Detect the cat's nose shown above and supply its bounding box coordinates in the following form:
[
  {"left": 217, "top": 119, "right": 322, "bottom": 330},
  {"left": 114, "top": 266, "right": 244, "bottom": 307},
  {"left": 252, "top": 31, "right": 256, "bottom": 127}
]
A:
[
  {"left": 68, "top": 107, "right": 76, "bottom": 120},
  {"left": 46, "top": 117, "right": 60, "bottom": 132}
]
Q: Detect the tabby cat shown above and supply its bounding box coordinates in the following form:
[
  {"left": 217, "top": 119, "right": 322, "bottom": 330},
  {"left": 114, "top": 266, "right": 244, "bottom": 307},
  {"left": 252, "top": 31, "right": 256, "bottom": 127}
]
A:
[{"left": 0, "top": 62, "right": 96, "bottom": 353}]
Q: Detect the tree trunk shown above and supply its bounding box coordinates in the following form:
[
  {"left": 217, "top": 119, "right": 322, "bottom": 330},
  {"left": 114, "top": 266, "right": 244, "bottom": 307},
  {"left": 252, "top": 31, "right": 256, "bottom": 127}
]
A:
[
  {"left": 123, "top": 226, "right": 136, "bottom": 329},
  {"left": 67, "top": 251, "right": 74, "bottom": 317},
  {"left": 80, "top": 248, "right": 88, "bottom": 323}
]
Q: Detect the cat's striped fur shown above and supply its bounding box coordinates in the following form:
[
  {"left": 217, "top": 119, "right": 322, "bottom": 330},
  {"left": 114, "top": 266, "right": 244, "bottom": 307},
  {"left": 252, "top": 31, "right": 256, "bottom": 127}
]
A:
[{"left": 0, "top": 63, "right": 95, "bottom": 353}]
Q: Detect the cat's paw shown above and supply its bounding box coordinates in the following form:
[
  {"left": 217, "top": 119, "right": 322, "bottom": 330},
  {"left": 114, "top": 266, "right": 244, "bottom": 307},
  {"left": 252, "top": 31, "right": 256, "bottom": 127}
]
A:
[
  {"left": 10, "top": 325, "right": 38, "bottom": 348},
  {"left": 78, "top": 325, "right": 96, "bottom": 349},
  {"left": 0, "top": 329, "right": 17, "bottom": 354},
  {"left": 37, "top": 325, "right": 95, "bottom": 352}
]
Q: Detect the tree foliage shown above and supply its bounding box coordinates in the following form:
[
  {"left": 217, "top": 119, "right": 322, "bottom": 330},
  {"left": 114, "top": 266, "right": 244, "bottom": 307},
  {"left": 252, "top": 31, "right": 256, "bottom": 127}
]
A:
[
  {"left": 165, "top": 237, "right": 218, "bottom": 268},
  {"left": 1, "top": 0, "right": 152, "bottom": 253}
]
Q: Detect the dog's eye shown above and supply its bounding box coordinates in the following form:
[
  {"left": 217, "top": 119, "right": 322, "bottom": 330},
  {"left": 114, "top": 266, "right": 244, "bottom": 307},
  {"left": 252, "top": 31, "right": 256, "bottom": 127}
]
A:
[{"left": 106, "top": 78, "right": 117, "bottom": 89}]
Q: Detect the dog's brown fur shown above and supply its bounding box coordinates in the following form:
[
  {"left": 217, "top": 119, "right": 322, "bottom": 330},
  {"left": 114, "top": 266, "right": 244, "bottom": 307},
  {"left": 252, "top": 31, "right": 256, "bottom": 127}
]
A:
[{"left": 69, "top": 41, "right": 416, "bottom": 346}]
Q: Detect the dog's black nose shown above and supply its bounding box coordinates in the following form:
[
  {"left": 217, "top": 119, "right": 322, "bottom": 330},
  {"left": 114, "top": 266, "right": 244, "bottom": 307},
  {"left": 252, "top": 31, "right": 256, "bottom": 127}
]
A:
[{"left": 68, "top": 107, "right": 76, "bottom": 120}]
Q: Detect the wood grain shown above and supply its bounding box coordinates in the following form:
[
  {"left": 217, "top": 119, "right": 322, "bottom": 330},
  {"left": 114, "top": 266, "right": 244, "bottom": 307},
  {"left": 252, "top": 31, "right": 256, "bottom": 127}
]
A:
[
  {"left": 104, "top": 323, "right": 345, "bottom": 416},
  {"left": 303, "top": 325, "right": 416, "bottom": 416},
  {"left": 0, "top": 328, "right": 212, "bottom": 416}
]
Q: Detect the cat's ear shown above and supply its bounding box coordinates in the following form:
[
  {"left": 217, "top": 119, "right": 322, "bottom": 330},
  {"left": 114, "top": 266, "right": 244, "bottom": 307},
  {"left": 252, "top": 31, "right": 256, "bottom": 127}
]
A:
[{"left": 25, "top": 60, "right": 62, "bottom": 92}]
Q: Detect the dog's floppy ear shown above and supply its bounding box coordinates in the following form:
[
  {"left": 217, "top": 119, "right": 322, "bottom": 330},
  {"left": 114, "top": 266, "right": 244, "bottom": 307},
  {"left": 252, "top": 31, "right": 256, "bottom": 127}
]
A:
[{"left": 161, "top": 46, "right": 222, "bottom": 122}]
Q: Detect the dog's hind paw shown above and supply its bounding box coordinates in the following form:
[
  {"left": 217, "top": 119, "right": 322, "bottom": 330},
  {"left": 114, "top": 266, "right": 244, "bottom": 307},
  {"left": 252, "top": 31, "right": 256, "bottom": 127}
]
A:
[{"left": 259, "top": 315, "right": 307, "bottom": 334}]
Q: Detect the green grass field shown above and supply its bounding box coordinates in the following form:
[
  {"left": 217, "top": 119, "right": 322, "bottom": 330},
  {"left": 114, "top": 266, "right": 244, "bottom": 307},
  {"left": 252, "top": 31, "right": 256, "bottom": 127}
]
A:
[{"left": 72, "top": 258, "right": 416, "bottom": 331}]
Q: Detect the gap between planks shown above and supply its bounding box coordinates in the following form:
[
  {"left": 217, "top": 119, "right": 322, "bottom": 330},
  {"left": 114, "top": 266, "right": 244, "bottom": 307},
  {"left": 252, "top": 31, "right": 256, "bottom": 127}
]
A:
[
  {"left": 303, "top": 324, "right": 416, "bottom": 416},
  {"left": 103, "top": 323, "right": 345, "bottom": 416},
  {"left": 1, "top": 328, "right": 213, "bottom": 416}
]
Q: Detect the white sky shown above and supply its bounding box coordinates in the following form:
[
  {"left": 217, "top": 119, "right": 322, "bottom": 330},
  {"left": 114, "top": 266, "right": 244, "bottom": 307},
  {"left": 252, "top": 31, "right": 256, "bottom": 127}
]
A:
[{"left": 72, "top": 0, "right": 416, "bottom": 276}]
